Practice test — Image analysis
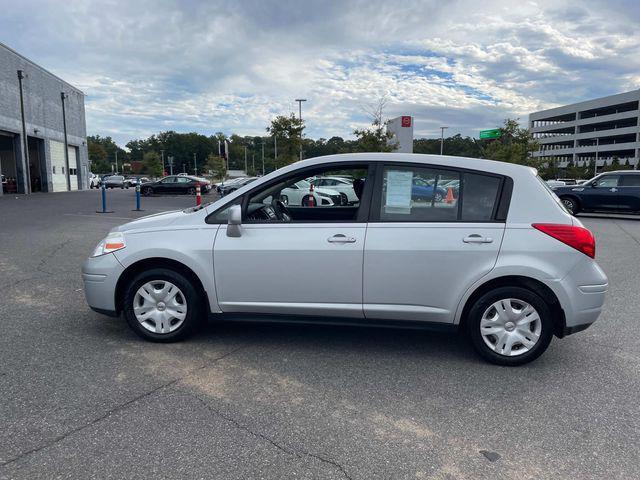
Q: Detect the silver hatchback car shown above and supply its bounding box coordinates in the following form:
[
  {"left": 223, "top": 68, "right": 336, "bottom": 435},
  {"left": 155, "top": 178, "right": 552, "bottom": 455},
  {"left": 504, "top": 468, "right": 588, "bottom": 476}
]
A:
[{"left": 83, "top": 153, "right": 608, "bottom": 365}]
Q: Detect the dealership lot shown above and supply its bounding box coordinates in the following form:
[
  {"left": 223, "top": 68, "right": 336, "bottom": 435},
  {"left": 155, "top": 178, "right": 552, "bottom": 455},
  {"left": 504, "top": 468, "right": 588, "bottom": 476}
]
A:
[{"left": 1, "top": 189, "right": 639, "bottom": 479}]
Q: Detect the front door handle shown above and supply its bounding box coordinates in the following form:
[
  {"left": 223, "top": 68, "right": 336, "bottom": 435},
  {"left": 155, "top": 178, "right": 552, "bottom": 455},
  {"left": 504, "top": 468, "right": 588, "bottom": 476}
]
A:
[
  {"left": 327, "top": 234, "right": 356, "bottom": 244},
  {"left": 463, "top": 234, "right": 493, "bottom": 244},
  {"left": 610, "top": 188, "right": 618, "bottom": 192}
]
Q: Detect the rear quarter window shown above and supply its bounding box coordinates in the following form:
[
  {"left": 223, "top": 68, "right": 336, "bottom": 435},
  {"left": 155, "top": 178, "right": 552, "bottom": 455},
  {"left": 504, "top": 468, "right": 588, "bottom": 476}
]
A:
[{"left": 461, "top": 173, "right": 502, "bottom": 222}]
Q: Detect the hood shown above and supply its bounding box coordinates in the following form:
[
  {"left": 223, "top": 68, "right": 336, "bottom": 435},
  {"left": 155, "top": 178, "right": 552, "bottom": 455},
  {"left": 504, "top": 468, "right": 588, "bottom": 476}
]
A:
[{"left": 114, "top": 210, "right": 185, "bottom": 232}]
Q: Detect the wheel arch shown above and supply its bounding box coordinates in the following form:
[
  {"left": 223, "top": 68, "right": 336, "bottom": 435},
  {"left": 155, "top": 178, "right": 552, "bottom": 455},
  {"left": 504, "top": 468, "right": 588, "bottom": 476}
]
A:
[
  {"left": 557, "top": 193, "right": 581, "bottom": 209},
  {"left": 114, "top": 257, "right": 210, "bottom": 315},
  {"left": 458, "top": 275, "right": 566, "bottom": 337}
]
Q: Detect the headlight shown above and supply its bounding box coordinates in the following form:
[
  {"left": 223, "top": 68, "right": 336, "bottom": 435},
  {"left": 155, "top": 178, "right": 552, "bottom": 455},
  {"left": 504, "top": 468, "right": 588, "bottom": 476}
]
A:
[{"left": 92, "top": 231, "right": 126, "bottom": 257}]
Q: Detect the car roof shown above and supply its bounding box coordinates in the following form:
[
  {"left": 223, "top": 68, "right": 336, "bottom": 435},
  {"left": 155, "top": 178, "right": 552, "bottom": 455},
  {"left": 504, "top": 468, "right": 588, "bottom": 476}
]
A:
[{"left": 603, "top": 170, "right": 640, "bottom": 174}]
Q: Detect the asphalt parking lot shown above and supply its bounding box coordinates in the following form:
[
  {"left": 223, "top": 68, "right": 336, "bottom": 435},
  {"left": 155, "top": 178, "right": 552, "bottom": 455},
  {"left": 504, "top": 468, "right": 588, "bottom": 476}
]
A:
[{"left": 1, "top": 189, "right": 639, "bottom": 480}]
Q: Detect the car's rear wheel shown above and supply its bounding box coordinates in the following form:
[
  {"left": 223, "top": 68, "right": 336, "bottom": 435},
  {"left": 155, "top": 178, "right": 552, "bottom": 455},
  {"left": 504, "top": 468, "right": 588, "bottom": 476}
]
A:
[
  {"left": 560, "top": 196, "right": 580, "bottom": 215},
  {"left": 123, "top": 268, "right": 204, "bottom": 342},
  {"left": 466, "top": 287, "right": 554, "bottom": 366},
  {"left": 142, "top": 187, "right": 153, "bottom": 196},
  {"left": 187, "top": 187, "right": 196, "bottom": 195},
  {"left": 434, "top": 192, "right": 444, "bottom": 202}
]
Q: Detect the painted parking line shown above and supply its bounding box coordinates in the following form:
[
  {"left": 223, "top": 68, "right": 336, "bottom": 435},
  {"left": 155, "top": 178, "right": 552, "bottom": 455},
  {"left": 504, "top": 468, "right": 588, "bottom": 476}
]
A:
[{"left": 63, "top": 213, "right": 136, "bottom": 220}]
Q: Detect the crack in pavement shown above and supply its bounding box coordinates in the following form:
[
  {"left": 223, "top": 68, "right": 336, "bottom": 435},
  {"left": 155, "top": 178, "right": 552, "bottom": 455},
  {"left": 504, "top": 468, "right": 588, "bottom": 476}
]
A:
[
  {"left": 0, "top": 345, "right": 246, "bottom": 469},
  {"left": 188, "top": 392, "right": 353, "bottom": 480}
]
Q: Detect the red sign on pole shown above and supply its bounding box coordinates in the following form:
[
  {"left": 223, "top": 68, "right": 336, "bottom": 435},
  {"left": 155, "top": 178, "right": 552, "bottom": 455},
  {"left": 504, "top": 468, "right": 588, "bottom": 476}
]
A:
[{"left": 401, "top": 116, "right": 412, "bottom": 127}]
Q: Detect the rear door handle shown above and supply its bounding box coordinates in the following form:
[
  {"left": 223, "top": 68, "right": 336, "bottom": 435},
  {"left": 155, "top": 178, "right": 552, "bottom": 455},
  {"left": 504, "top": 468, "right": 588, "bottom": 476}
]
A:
[
  {"left": 328, "top": 234, "right": 356, "bottom": 244},
  {"left": 463, "top": 234, "right": 493, "bottom": 244}
]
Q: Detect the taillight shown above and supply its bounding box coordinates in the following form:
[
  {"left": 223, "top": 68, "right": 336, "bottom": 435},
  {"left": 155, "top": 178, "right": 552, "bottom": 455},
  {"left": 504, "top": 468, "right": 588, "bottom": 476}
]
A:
[{"left": 532, "top": 223, "right": 595, "bottom": 258}]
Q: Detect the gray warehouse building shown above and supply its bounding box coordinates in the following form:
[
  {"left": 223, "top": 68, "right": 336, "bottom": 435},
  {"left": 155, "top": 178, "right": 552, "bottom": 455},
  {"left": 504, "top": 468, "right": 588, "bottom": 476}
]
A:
[
  {"left": 0, "top": 42, "right": 88, "bottom": 196},
  {"left": 529, "top": 90, "right": 640, "bottom": 170}
]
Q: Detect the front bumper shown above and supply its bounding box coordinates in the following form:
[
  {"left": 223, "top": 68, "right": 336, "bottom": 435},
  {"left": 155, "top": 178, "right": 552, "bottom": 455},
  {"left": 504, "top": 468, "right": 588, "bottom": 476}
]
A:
[{"left": 82, "top": 253, "right": 124, "bottom": 315}]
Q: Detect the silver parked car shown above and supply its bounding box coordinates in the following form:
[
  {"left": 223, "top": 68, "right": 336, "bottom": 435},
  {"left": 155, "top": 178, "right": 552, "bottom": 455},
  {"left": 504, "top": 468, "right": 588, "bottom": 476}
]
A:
[{"left": 82, "top": 153, "right": 607, "bottom": 365}]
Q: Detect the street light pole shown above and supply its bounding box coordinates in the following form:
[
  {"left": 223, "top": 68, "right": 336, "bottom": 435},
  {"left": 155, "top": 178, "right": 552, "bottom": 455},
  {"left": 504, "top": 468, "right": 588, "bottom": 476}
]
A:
[
  {"left": 295, "top": 98, "right": 307, "bottom": 161},
  {"left": 161, "top": 149, "right": 165, "bottom": 175},
  {"left": 261, "top": 139, "right": 265, "bottom": 176},
  {"left": 244, "top": 146, "right": 248, "bottom": 174},
  {"left": 594, "top": 137, "right": 599, "bottom": 176},
  {"left": 193, "top": 153, "right": 197, "bottom": 176},
  {"left": 440, "top": 126, "right": 449, "bottom": 155}
]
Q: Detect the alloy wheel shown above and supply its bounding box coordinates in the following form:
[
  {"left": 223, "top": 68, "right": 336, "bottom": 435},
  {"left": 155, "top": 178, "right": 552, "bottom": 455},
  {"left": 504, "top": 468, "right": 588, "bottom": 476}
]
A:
[
  {"left": 479, "top": 298, "right": 542, "bottom": 356},
  {"left": 133, "top": 280, "right": 187, "bottom": 334}
]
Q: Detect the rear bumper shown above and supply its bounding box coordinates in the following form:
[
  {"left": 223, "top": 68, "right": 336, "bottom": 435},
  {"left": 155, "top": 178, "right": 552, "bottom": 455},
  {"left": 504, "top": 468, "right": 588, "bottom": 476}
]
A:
[
  {"left": 82, "top": 253, "right": 124, "bottom": 313},
  {"left": 546, "top": 259, "right": 608, "bottom": 335}
]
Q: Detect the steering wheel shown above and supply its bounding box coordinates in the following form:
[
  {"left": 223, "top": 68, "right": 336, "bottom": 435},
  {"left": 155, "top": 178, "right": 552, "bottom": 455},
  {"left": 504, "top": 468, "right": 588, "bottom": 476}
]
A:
[{"left": 271, "top": 198, "right": 292, "bottom": 222}]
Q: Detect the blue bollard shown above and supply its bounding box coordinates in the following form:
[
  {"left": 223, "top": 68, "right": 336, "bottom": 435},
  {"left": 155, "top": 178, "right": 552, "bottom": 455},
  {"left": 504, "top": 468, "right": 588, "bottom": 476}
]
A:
[
  {"left": 96, "top": 183, "right": 113, "bottom": 214},
  {"left": 132, "top": 184, "right": 144, "bottom": 212}
]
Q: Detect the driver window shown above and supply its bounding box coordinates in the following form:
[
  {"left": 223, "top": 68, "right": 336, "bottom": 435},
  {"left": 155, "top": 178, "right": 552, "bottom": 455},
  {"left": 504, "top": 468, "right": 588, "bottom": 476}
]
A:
[
  {"left": 596, "top": 175, "right": 620, "bottom": 187},
  {"left": 245, "top": 165, "right": 369, "bottom": 223}
]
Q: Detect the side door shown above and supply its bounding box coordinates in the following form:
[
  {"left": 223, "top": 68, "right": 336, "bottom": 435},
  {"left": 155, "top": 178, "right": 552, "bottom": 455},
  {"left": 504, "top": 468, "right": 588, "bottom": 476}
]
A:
[
  {"left": 363, "top": 163, "right": 506, "bottom": 324},
  {"left": 212, "top": 163, "right": 372, "bottom": 318},
  {"left": 156, "top": 176, "right": 177, "bottom": 193},
  {"left": 617, "top": 174, "right": 640, "bottom": 211},
  {"left": 582, "top": 174, "right": 620, "bottom": 210}
]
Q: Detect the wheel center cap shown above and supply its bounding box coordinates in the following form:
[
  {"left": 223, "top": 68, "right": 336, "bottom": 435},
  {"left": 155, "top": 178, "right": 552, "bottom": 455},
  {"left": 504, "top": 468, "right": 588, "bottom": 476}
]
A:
[
  {"left": 156, "top": 302, "right": 166, "bottom": 311},
  {"left": 505, "top": 321, "right": 515, "bottom": 332}
]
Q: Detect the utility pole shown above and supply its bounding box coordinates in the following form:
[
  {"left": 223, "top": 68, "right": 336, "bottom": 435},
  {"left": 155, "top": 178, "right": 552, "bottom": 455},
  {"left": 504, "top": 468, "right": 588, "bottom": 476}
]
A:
[
  {"left": 115, "top": 150, "right": 118, "bottom": 173},
  {"left": 261, "top": 139, "right": 265, "bottom": 176},
  {"left": 244, "top": 146, "right": 248, "bottom": 174},
  {"left": 193, "top": 153, "right": 197, "bottom": 176},
  {"left": 274, "top": 136, "right": 278, "bottom": 165},
  {"left": 594, "top": 137, "right": 599, "bottom": 176},
  {"left": 252, "top": 154, "right": 255, "bottom": 174},
  {"left": 295, "top": 98, "right": 307, "bottom": 161},
  {"left": 440, "top": 126, "right": 449, "bottom": 155},
  {"left": 17, "top": 70, "right": 31, "bottom": 194},
  {"left": 161, "top": 149, "right": 165, "bottom": 175}
]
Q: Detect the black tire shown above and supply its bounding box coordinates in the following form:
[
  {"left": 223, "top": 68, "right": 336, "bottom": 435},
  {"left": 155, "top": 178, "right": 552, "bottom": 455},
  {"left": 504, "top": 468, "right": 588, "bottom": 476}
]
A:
[
  {"left": 143, "top": 187, "right": 153, "bottom": 196},
  {"left": 434, "top": 193, "right": 444, "bottom": 202},
  {"left": 187, "top": 187, "right": 196, "bottom": 195},
  {"left": 123, "top": 268, "right": 204, "bottom": 342},
  {"left": 281, "top": 195, "right": 289, "bottom": 205},
  {"left": 466, "top": 286, "right": 554, "bottom": 366},
  {"left": 560, "top": 196, "right": 580, "bottom": 215}
]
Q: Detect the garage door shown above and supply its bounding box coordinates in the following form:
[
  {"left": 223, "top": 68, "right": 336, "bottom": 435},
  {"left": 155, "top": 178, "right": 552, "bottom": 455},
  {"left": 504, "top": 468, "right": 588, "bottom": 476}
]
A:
[
  {"left": 68, "top": 146, "right": 78, "bottom": 191},
  {"left": 50, "top": 140, "right": 67, "bottom": 192}
]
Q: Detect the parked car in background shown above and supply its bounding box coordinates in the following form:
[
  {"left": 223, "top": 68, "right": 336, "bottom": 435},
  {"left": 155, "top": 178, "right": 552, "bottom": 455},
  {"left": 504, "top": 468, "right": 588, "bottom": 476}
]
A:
[
  {"left": 216, "top": 177, "right": 246, "bottom": 194},
  {"left": 411, "top": 176, "right": 449, "bottom": 202},
  {"left": 83, "top": 153, "right": 607, "bottom": 366},
  {"left": 103, "top": 175, "right": 129, "bottom": 189},
  {"left": 546, "top": 180, "right": 566, "bottom": 188},
  {"left": 310, "top": 176, "right": 359, "bottom": 203},
  {"left": 89, "top": 173, "right": 100, "bottom": 188},
  {"left": 140, "top": 175, "right": 210, "bottom": 196},
  {"left": 556, "top": 178, "right": 579, "bottom": 185},
  {"left": 280, "top": 179, "right": 346, "bottom": 206},
  {"left": 552, "top": 170, "right": 640, "bottom": 215},
  {"left": 219, "top": 177, "right": 257, "bottom": 196}
]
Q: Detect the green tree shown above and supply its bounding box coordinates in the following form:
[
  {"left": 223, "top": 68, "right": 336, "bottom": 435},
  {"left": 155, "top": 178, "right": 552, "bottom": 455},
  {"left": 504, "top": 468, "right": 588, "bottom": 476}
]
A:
[
  {"left": 267, "top": 114, "right": 304, "bottom": 168},
  {"left": 142, "top": 151, "right": 163, "bottom": 177},
  {"left": 483, "top": 119, "right": 539, "bottom": 167},
  {"left": 206, "top": 153, "right": 226, "bottom": 180},
  {"left": 353, "top": 97, "right": 397, "bottom": 152}
]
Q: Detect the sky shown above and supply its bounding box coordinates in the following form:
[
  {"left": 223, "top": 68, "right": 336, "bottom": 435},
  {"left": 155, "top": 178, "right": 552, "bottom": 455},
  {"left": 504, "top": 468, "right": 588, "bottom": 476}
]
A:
[{"left": 1, "top": 0, "right": 639, "bottom": 147}]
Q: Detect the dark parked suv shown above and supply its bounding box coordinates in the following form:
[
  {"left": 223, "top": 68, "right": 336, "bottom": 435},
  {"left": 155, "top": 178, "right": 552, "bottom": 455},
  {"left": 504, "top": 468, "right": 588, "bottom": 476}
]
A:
[{"left": 553, "top": 170, "right": 640, "bottom": 214}]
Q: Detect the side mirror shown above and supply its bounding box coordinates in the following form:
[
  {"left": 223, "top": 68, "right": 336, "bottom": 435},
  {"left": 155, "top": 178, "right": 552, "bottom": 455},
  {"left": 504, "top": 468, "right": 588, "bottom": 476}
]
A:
[{"left": 227, "top": 204, "right": 242, "bottom": 237}]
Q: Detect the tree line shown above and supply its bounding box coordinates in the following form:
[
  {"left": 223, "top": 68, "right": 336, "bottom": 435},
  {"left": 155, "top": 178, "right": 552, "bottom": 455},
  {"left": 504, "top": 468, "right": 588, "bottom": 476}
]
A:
[{"left": 88, "top": 114, "right": 612, "bottom": 180}]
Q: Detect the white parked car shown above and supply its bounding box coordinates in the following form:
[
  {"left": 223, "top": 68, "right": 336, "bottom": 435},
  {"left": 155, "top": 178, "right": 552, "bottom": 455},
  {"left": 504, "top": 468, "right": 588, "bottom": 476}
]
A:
[
  {"left": 281, "top": 179, "right": 346, "bottom": 206},
  {"left": 82, "top": 153, "right": 607, "bottom": 366},
  {"left": 546, "top": 179, "right": 566, "bottom": 189},
  {"left": 311, "top": 176, "right": 359, "bottom": 204}
]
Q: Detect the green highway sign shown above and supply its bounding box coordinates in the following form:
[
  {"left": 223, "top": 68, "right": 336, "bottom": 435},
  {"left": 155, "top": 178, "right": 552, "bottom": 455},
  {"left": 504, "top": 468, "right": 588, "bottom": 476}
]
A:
[{"left": 479, "top": 128, "right": 502, "bottom": 139}]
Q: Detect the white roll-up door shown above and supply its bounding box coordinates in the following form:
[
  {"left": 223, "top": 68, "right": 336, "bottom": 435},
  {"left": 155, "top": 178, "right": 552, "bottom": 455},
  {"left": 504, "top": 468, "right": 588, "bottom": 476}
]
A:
[
  {"left": 68, "top": 146, "right": 78, "bottom": 190},
  {"left": 50, "top": 140, "right": 67, "bottom": 192}
]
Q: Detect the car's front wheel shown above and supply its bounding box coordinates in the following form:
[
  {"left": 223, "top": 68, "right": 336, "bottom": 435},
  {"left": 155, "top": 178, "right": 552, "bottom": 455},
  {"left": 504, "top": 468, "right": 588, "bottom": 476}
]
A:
[
  {"left": 187, "top": 187, "right": 196, "bottom": 195},
  {"left": 142, "top": 187, "right": 153, "bottom": 196},
  {"left": 123, "top": 268, "right": 204, "bottom": 342},
  {"left": 466, "top": 286, "right": 554, "bottom": 366},
  {"left": 560, "top": 196, "right": 580, "bottom": 215}
]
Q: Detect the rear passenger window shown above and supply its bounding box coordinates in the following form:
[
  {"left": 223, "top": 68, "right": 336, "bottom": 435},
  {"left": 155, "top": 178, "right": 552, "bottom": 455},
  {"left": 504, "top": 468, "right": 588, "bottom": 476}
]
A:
[
  {"left": 379, "top": 166, "right": 460, "bottom": 221},
  {"left": 621, "top": 175, "right": 640, "bottom": 186},
  {"left": 461, "top": 173, "right": 501, "bottom": 221}
]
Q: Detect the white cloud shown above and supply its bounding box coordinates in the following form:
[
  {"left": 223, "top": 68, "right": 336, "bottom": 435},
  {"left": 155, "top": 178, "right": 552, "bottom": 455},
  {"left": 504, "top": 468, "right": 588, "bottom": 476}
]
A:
[{"left": 1, "top": 0, "right": 639, "bottom": 144}]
